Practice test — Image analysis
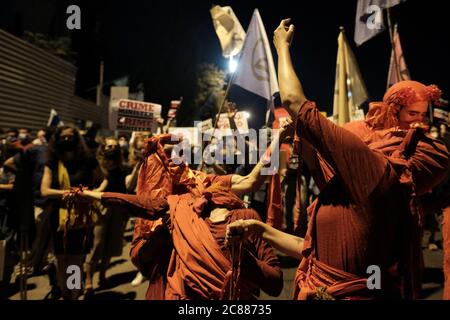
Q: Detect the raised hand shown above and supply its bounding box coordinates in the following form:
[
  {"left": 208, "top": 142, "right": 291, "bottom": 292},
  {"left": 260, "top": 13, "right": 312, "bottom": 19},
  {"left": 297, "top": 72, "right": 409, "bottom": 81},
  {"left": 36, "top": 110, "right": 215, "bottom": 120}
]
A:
[
  {"left": 279, "top": 117, "right": 295, "bottom": 142},
  {"left": 273, "top": 18, "right": 295, "bottom": 51},
  {"left": 225, "top": 219, "right": 263, "bottom": 247}
]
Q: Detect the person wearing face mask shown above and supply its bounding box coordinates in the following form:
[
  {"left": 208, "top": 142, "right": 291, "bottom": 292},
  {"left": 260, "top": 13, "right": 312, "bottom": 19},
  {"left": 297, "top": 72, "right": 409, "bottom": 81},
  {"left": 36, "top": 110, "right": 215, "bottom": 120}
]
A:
[
  {"left": 83, "top": 137, "right": 129, "bottom": 297},
  {"left": 126, "top": 133, "right": 148, "bottom": 194},
  {"left": 13, "top": 128, "right": 33, "bottom": 150},
  {"left": 3, "top": 127, "right": 57, "bottom": 296},
  {"left": 40, "top": 125, "right": 99, "bottom": 300},
  {"left": 118, "top": 135, "right": 130, "bottom": 162},
  {"left": 5, "top": 128, "right": 18, "bottom": 143}
]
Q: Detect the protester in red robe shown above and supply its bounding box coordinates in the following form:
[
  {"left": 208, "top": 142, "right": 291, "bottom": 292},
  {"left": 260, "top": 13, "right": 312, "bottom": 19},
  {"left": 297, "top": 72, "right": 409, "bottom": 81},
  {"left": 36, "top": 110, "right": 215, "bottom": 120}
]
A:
[
  {"left": 226, "top": 19, "right": 449, "bottom": 300},
  {"left": 82, "top": 131, "right": 286, "bottom": 299}
]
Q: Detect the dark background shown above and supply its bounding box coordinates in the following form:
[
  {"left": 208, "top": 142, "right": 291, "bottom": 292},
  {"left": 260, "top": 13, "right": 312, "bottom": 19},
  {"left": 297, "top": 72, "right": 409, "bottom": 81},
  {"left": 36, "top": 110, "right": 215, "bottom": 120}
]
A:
[{"left": 1, "top": 0, "right": 448, "bottom": 127}]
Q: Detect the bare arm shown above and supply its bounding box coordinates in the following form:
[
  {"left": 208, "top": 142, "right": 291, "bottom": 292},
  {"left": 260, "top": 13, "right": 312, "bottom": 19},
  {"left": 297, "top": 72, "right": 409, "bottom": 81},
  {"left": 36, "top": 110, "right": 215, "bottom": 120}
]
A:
[
  {"left": 40, "top": 166, "right": 69, "bottom": 198},
  {"left": 4, "top": 157, "right": 17, "bottom": 173},
  {"left": 126, "top": 163, "right": 141, "bottom": 192},
  {"left": 226, "top": 219, "right": 304, "bottom": 260},
  {"left": 82, "top": 190, "right": 103, "bottom": 201},
  {"left": 274, "top": 19, "right": 307, "bottom": 119},
  {"left": 0, "top": 184, "right": 14, "bottom": 191},
  {"left": 94, "top": 178, "right": 108, "bottom": 192}
]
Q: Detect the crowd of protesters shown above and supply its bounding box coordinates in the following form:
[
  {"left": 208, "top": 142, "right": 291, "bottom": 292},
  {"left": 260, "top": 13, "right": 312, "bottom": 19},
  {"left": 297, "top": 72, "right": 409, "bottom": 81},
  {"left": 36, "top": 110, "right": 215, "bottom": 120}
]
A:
[
  {"left": 1, "top": 20, "right": 450, "bottom": 300},
  {"left": 1, "top": 106, "right": 448, "bottom": 300}
]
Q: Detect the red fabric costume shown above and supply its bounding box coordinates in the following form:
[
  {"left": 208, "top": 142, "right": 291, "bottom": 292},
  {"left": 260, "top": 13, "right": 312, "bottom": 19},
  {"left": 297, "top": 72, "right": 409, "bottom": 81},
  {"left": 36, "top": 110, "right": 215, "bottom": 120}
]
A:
[
  {"left": 293, "top": 81, "right": 449, "bottom": 300},
  {"left": 102, "top": 135, "right": 283, "bottom": 300},
  {"left": 165, "top": 181, "right": 282, "bottom": 300}
]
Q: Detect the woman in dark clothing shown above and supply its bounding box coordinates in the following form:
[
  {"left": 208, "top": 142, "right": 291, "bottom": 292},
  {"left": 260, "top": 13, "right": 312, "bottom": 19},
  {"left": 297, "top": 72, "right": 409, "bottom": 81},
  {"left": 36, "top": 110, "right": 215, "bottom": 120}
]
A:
[
  {"left": 41, "top": 125, "right": 98, "bottom": 300},
  {"left": 84, "top": 137, "right": 129, "bottom": 296}
]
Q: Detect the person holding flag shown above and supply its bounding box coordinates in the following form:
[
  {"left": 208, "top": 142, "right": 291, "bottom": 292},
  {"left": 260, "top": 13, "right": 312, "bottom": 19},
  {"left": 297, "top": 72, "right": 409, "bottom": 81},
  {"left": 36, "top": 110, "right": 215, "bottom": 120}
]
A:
[{"left": 227, "top": 18, "right": 449, "bottom": 300}]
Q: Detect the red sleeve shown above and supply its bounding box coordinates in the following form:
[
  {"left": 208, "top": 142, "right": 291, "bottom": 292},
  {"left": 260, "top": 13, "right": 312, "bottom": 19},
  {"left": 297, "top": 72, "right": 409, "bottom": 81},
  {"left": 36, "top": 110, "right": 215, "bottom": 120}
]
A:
[
  {"left": 296, "top": 101, "right": 387, "bottom": 203},
  {"left": 101, "top": 192, "right": 168, "bottom": 220},
  {"left": 239, "top": 211, "right": 283, "bottom": 297},
  {"left": 410, "top": 139, "right": 450, "bottom": 196}
]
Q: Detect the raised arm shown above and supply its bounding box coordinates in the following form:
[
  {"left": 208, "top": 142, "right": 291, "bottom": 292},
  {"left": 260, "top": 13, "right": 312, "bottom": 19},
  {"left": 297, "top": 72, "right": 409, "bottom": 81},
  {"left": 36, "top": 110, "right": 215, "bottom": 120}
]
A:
[
  {"left": 274, "top": 19, "right": 388, "bottom": 203},
  {"left": 274, "top": 19, "right": 307, "bottom": 119},
  {"left": 231, "top": 119, "right": 293, "bottom": 195},
  {"left": 81, "top": 190, "right": 168, "bottom": 221}
]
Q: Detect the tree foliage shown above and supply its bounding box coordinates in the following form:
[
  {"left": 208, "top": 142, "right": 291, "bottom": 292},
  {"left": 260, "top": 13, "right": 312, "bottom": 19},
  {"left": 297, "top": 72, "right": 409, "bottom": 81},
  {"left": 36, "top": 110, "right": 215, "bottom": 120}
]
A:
[
  {"left": 22, "top": 31, "right": 76, "bottom": 63},
  {"left": 194, "top": 63, "right": 226, "bottom": 120}
]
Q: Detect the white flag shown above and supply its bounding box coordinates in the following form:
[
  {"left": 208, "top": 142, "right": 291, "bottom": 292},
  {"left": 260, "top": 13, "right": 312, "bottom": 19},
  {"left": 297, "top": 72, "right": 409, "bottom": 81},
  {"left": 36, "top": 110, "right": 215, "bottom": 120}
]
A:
[
  {"left": 354, "top": 0, "right": 407, "bottom": 46},
  {"left": 210, "top": 5, "right": 246, "bottom": 58},
  {"left": 333, "top": 30, "right": 369, "bottom": 126},
  {"left": 232, "top": 9, "right": 279, "bottom": 109},
  {"left": 47, "top": 108, "right": 64, "bottom": 127}
]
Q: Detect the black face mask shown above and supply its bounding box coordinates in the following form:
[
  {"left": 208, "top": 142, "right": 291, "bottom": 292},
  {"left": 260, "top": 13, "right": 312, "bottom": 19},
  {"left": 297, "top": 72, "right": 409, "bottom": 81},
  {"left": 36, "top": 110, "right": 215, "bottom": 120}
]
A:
[
  {"left": 104, "top": 148, "right": 120, "bottom": 160},
  {"left": 134, "top": 150, "right": 143, "bottom": 161},
  {"left": 56, "top": 140, "right": 76, "bottom": 152}
]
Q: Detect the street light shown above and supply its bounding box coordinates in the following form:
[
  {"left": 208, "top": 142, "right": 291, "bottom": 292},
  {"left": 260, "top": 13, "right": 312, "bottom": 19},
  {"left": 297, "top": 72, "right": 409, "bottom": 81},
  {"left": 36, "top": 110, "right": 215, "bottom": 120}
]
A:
[{"left": 229, "top": 55, "right": 238, "bottom": 73}]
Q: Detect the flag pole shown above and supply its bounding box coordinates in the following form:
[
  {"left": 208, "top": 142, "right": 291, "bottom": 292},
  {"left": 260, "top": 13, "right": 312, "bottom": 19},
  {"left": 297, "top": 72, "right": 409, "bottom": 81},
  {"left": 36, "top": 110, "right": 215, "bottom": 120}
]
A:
[
  {"left": 198, "top": 60, "right": 239, "bottom": 171},
  {"left": 386, "top": 8, "right": 400, "bottom": 90},
  {"left": 96, "top": 61, "right": 104, "bottom": 106},
  {"left": 209, "top": 65, "right": 238, "bottom": 142}
]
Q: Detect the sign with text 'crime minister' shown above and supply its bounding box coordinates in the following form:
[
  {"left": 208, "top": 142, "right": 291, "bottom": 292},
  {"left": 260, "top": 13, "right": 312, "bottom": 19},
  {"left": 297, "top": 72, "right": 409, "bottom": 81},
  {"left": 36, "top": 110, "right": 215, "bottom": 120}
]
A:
[{"left": 110, "top": 99, "right": 162, "bottom": 132}]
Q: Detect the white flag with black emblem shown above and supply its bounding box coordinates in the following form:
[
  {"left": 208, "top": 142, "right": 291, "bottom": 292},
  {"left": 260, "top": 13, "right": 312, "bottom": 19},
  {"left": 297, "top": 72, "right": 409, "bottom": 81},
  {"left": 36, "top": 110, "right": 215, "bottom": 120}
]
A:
[{"left": 232, "top": 9, "right": 279, "bottom": 110}]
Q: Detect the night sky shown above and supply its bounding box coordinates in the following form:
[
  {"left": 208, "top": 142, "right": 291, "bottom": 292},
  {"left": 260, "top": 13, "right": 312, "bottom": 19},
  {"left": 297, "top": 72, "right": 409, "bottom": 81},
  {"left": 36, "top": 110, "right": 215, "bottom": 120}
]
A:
[{"left": 1, "top": 0, "right": 449, "bottom": 128}]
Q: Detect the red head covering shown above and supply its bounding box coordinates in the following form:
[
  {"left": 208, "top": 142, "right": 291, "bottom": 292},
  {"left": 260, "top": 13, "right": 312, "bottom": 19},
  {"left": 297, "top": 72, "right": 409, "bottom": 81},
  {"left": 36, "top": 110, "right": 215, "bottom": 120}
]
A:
[
  {"left": 192, "top": 183, "right": 245, "bottom": 215},
  {"left": 366, "top": 81, "right": 442, "bottom": 130}
]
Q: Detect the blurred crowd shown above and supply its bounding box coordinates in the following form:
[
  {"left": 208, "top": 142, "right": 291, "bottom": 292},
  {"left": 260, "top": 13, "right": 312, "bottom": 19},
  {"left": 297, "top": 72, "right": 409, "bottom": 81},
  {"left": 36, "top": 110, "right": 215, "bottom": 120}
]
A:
[{"left": 1, "top": 107, "right": 449, "bottom": 300}]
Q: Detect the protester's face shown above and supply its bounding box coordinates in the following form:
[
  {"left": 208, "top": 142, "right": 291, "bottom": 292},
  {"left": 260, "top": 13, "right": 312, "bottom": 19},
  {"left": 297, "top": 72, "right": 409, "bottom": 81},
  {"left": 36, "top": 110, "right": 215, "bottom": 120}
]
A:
[
  {"left": 119, "top": 137, "right": 128, "bottom": 148},
  {"left": 132, "top": 138, "right": 145, "bottom": 161},
  {"left": 398, "top": 102, "right": 428, "bottom": 129},
  {"left": 104, "top": 139, "right": 121, "bottom": 165},
  {"left": 57, "top": 128, "right": 76, "bottom": 153},
  {"left": 136, "top": 139, "right": 144, "bottom": 151},
  {"left": 7, "top": 131, "right": 17, "bottom": 138},
  {"left": 105, "top": 139, "right": 118, "bottom": 149},
  {"left": 18, "top": 129, "right": 31, "bottom": 141}
]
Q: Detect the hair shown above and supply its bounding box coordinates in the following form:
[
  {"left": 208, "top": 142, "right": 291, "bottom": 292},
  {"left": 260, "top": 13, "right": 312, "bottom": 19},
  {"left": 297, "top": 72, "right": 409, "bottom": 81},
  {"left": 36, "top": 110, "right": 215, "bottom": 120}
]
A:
[
  {"left": 43, "top": 127, "right": 56, "bottom": 142},
  {"left": 6, "top": 128, "right": 18, "bottom": 135},
  {"left": 366, "top": 83, "right": 442, "bottom": 130},
  {"left": 47, "top": 125, "right": 90, "bottom": 163}
]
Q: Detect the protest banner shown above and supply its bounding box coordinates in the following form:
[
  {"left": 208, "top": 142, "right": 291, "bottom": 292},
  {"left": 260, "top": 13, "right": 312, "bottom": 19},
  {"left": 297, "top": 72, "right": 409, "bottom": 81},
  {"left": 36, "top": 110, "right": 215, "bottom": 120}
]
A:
[{"left": 110, "top": 98, "right": 162, "bottom": 132}]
